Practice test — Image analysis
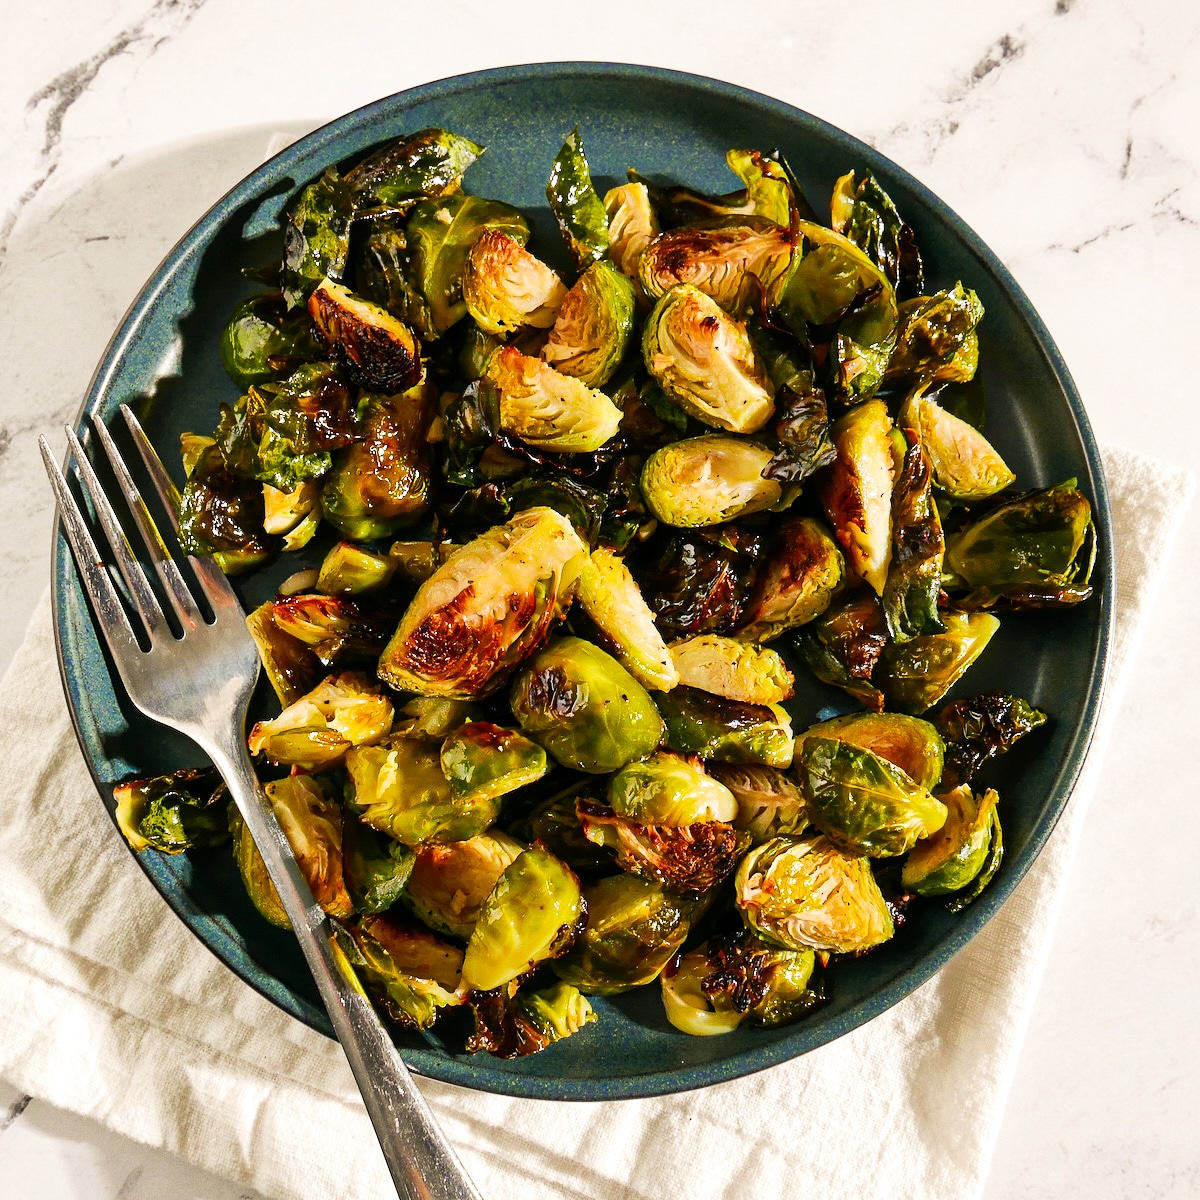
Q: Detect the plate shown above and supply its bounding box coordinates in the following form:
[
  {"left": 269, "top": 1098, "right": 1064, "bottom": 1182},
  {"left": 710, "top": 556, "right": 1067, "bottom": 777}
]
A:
[{"left": 52, "top": 63, "right": 1114, "bottom": 1101}]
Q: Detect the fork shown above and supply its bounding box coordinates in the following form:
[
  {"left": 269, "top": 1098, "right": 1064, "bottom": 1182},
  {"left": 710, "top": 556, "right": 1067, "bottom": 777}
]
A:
[{"left": 40, "top": 405, "right": 484, "bottom": 1200}]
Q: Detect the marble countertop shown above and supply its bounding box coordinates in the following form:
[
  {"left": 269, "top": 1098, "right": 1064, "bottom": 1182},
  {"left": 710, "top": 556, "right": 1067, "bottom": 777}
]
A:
[{"left": 2, "top": 1, "right": 1197, "bottom": 1196}]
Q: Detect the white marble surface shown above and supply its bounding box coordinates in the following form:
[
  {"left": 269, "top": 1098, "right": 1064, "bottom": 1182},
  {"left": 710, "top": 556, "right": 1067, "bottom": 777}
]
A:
[{"left": 1, "top": 1, "right": 1197, "bottom": 1197}]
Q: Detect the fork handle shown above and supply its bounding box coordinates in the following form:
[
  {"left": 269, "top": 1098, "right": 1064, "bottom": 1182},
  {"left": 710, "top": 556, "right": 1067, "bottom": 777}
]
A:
[{"left": 209, "top": 736, "right": 485, "bottom": 1200}]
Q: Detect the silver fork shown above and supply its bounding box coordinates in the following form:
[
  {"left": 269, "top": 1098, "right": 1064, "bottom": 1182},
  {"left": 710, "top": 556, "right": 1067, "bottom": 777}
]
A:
[{"left": 40, "top": 404, "right": 483, "bottom": 1200}]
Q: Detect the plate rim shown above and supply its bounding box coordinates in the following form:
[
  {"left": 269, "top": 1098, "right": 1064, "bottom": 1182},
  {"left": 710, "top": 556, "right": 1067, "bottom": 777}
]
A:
[{"left": 51, "top": 60, "right": 1116, "bottom": 1101}]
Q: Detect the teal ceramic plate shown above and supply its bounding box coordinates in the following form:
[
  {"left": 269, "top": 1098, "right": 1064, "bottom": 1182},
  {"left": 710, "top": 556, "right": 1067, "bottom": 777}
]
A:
[{"left": 52, "top": 63, "right": 1113, "bottom": 1101}]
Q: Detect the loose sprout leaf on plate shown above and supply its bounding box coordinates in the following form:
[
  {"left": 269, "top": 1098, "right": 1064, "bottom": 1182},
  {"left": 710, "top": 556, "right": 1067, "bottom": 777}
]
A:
[{"left": 112, "top": 124, "right": 1095, "bottom": 1059}]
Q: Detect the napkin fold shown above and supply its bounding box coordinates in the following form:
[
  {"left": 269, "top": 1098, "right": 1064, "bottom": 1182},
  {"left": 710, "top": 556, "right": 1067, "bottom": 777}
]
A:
[{"left": 0, "top": 446, "right": 1191, "bottom": 1200}]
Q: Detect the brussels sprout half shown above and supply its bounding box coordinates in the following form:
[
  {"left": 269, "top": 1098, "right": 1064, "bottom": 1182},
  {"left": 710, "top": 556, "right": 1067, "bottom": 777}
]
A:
[
  {"left": 886, "top": 283, "right": 984, "bottom": 385},
  {"left": 308, "top": 278, "right": 422, "bottom": 393},
  {"left": 901, "top": 784, "right": 1000, "bottom": 897},
  {"left": 710, "top": 763, "right": 809, "bottom": 844},
  {"left": 795, "top": 590, "right": 890, "bottom": 712},
  {"left": 402, "top": 831, "right": 525, "bottom": 938},
  {"left": 735, "top": 834, "right": 894, "bottom": 954},
  {"left": 344, "top": 128, "right": 483, "bottom": 209},
  {"left": 463, "top": 231, "right": 567, "bottom": 336},
  {"left": 655, "top": 686, "right": 794, "bottom": 769},
  {"left": 607, "top": 750, "right": 738, "bottom": 825},
  {"left": 795, "top": 712, "right": 945, "bottom": 793},
  {"left": 899, "top": 389, "right": 1014, "bottom": 502},
  {"left": 603, "top": 182, "right": 660, "bottom": 281},
  {"left": 642, "top": 285, "right": 775, "bottom": 435},
  {"left": 466, "top": 980, "right": 596, "bottom": 1058},
  {"left": 510, "top": 636, "right": 665, "bottom": 773},
  {"left": 114, "top": 767, "right": 229, "bottom": 854},
  {"left": 316, "top": 542, "right": 399, "bottom": 595},
  {"left": 877, "top": 611, "right": 1001, "bottom": 714},
  {"left": 542, "top": 260, "right": 637, "bottom": 388},
  {"left": 378, "top": 506, "right": 588, "bottom": 699},
  {"left": 178, "top": 441, "right": 277, "bottom": 575},
  {"left": 668, "top": 634, "right": 794, "bottom": 705},
  {"left": 439, "top": 721, "right": 548, "bottom": 804},
  {"left": 219, "top": 292, "right": 322, "bottom": 389},
  {"left": 640, "top": 435, "right": 781, "bottom": 528}
]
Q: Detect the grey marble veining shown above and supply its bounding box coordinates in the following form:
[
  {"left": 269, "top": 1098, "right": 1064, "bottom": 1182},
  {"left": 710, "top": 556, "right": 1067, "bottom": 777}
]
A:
[{"left": 1, "top": 1, "right": 1198, "bottom": 1197}]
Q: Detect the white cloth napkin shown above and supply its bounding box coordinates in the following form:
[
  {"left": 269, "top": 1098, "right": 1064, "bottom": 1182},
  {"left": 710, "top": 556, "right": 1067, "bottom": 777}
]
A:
[{"left": 0, "top": 445, "right": 1190, "bottom": 1200}]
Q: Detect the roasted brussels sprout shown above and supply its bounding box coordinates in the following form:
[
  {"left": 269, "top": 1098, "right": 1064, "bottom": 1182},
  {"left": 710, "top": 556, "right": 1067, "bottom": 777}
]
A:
[
  {"left": 542, "top": 260, "right": 637, "bottom": 388},
  {"left": 516, "top": 787, "right": 615, "bottom": 875},
  {"left": 460, "top": 847, "right": 585, "bottom": 992},
  {"left": 553, "top": 874, "right": 695, "bottom": 994},
  {"left": 821, "top": 397, "right": 895, "bottom": 596},
  {"left": 345, "top": 735, "right": 501, "bottom": 846},
  {"left": 339, "top": 917, "right": 461, "bottom": 1031},
  {"left": 316, "top": 542, "right": 399, "bottom": 595},
  {"left": 392, "top": 695, "right": 482, "bottom": 741},
  {"left": 735, "top": 834, "right": 894, "bottom": 954},
  {"left": 342, "top": 819, "right": 415, "bottom": 915},
  {"left": 261, "top": 479, "right": 321, "bottom": 550},
  {"left": 387, "top": 539, "right": 459, "bottom": 584},
  {"left": 830, "top": 170, "right": 923, "bottom": 297},
  {"left": 307, "top": 278, "right": 422, "bottom": 393},
  {"left": 113, "top": 767, "right": 229, "bottom": 854},
  {"left": 735, "top": 516, "right": 844, "bottom": 643},
  {"left": 402, "top": 831, "right": 525, "bottom": 938},
  {"left": 230, "top": 774, "right": 354, "bottom": 928},
  {"left": 640, "top": 435, "right": 780, "bottom": 528},
  {"left": 886, "top": 283, "right": 984, "bottom": 384},
  {"left": 661, "top": 928, "right": 821, "bottom": 1036},
  {"left": 575, "top": 546, "right": 678, "bottom": 692},
  {"left": 935, "top": 691, "right": 1048, "bottom": 791},
  {"left": 882, "top": 429, "right": 946, "bottom": 643},
  {"left": 944, "top": 481, "right": 1096, "bottom": 609},
  {"left": 877, "top": 611, "right": 1001, "bottom": 714},
  {"left": 608, "top": 751, "right": 738, "bottom": 824},
  {"left": 898, "top": 389, "right": 1014, "bottom": 501},
  {"left": 510, "top": 636, "right": 665, "bottom": 773},
  {"left": 219, "top": 292, "right": 322, "bottom": 389},
  {"left": 546, "top": 127, "right": 609, "bottom": 268},
  {"left": 604, "top": 181, "right": 660, "bottom": 280},
  {"left": 668, "top": 634, "right": 793, "bottom": 705},
  {"left": 726, "top": 148, "right": 795, "bottom": 227},
  {"left": 655, "top": 686, "right": 794, "bottom": 769},
  {"left": 439, "top": 722, "right": 547, "bottom": 803},
  {"left": 378, "top": 506, "right": 587, "bottom": 699},
  {"left": 344, "top": 128, "right": 483, "bottom": 209},
  {"left": 638, "top": 220, "right": 795, "bottom": 314},
  {"left": 577, "top": 798, "right": 750, "bottom": 894},
  {"left": 245, "top": 601, "right": 322, "bottom": 705},
  {"left": 643, "top": 285, "right": 775, "bottom": 435},
  {"left": 281, "top": 168, "right": 355, "bottom": 307},
  {"left": 795, "top": 712, "right": 945, "bottom": 793},
  {"left": 247, "top": 671, "right": 394, "bottom": 770},
  {"left": 320, "top": 382, "right": 435, "bottom": 540},
  {"left": 484, "top": 347, "right": 622, "bottom": 453},
  {"left": 901, "top": 784, "right": 1000, "bottom": 899},
  {"left": 465, "top": 980, "right": 596, "bottom": 1058},
  {"left": 267, "top": 593, "right": 393, "bottom": 667},
  {"left": 178, "top": 440, "right": 277, "bottom": 574},
  {"left": 795, "top": 590, "right": 890, "bottom": 711},
  {"left": 462, "top": 232, "right": 567, "bottom": 335},
  {"left": 710, "top": 763, "right": 809, "bottom": 844},
  {"left": 797, "top": 736, "right": 947, "bottom": 857}
]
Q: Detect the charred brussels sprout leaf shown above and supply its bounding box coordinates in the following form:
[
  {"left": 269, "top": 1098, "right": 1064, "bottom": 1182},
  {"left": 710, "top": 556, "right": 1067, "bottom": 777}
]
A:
[
  {"left": 726, "top": 148, "right": 795, "bottom": 227},
  {"left": 821, "top": 397, "right": 895, "bottom": 597},
  {"left": 578, "top": 798, "right": 750, "bottom": 894},
  {"left": 178, "top": 441, "right": 277, "bottom": 574},
  {"left": 797, "top": 736, "right": 947, "bottom": 857},
  {"left": 247, "top": 670, "right": 394, "bottom": 770},
  {"left": 460, "top": 847, "right": 585, "bottom": 992},
  {"left": 308, "top": 278, "right": 422, "bottom": 393},
  {"left": 882, "top": 429, "right": 946, "bottom": 643},
  {"left": 553, "top": 874, "right": 695, "bottom": 994},
  {"left": 641, "top": 435, "right": 780, "bottom": 528},
  {"left": 486, "top": 347, "right": 622, "bottom": 453},
  {"left": 267, "top": 592, "right": 394, "bottom": 667},
  {"left": 735, "top": 516, "right": 844, "bottom": 643},
  {"left": 219, "top": 293, "right": 322, "bottom": 389},
  {"left": 833, "top": 171, "right": 924, "bottom": 297},
  {"left": 608, "top": 751, "right": 738, "bottom": 824},
  {"left": 886, "top": 284, "right": 984, "bottom": 385},
  {"left": 245, "top": 601, "right": 322, "bottom": 705},
  {"left": 877, "top": 611, "right": 1001, "bottom": 714},
  {"left": 655, "top": 685, "right": 794, "bottom": 769},
  {"left": 796, "top": 712, "right": 945, "bottom": 793},
  {"left": 466, "top": 980, "right": 596, "bottom": 1058},
  {"left": 934, "top": 691, "right": 1047, "bottom": 791},
  {"left": 710, "top": 763, "right": 809, "bottom": 844},
  {"left": 643, "top": 285, "right": 775, "bottom": 435},
  {"left": 795, "top": 590, "right": 890, "bottom": 711},
  {"left": 378, "top": 506, "right": 587, "bottom": 699},
  {"left": 546, "top": 127, "right": 609, "bottom": 268},
  {"left": 345, "top": 735, "right": 501, "bottom": 846},
  {"left": 604, "top": 181, "right": 660, "bottom": 281},
  {"left": 281, "top": 168, "right": 356, "bottom": 308},
  {"left": 901, "top": 784, "right": 1000, "bottom": 898},
  {"left": 576, "top": 546, "right": 677, "bottom": 691},
  {"left": 113, "top": 767, "right": 229, "bottom": 854},
  {"left": 510, "top": 636, "right": 665, "bottom": 773},
  {"left": 668, "top": 634, "right": 794, "bottom": 705},
  {"left": 321, "top": 383, "right": 435, "bottom": 540},
  {"left": 899, "top": 388, "right": 1014, "bottom": 502},
  {"left": 753, "top": 328, "right": 835, "bottom": 485},
  {"left": 944, "top": 481, "right": 1096, "bottom": 609},
  {"left": 439, "top": 722, "right": 547, "bottom": 803},
  {"left": 402, "top": 831, "right": 524, "bottom": 938},
  {"left": 342, "top": 819, "right": 415, "bottom": 915},
  {"left": 542, "top": 260, "right": 637, "bottom": 388},
  {"left": 463, "top": 232, "right": 566, "bottom": 335},
  {"left": 736, "top": 834, "right": 894, "bottom": 954},
  {"left": 441, "top": 377, "right": 501, "bottom": 487},
  {"left": 344, "top": 128, "right": 483, "bottom": 209}
]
